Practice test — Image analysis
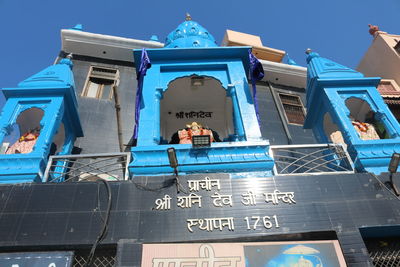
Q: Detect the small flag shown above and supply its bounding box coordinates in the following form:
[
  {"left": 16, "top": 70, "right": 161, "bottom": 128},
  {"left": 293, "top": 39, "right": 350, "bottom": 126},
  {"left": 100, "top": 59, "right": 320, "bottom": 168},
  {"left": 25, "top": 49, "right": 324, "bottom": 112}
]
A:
[
  {"left": 133, "top": 49, "right": 152, "bottom": 140},
  {"left": 249, "top": 49, "right": 264, "bottom": 126}
]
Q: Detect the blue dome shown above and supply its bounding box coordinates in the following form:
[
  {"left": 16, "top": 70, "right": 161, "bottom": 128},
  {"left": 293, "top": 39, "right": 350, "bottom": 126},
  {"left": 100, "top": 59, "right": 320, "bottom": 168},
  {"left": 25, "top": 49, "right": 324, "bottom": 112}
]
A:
[{"left": 164, "top": 18, "right": 218, "bottom": 48}]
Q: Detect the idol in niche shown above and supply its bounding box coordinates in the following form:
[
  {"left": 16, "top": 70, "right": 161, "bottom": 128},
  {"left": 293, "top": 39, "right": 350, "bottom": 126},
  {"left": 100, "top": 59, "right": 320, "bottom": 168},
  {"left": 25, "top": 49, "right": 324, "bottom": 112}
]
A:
[{"left": 170, "top": 122, "right": 221, "bottom": 144}]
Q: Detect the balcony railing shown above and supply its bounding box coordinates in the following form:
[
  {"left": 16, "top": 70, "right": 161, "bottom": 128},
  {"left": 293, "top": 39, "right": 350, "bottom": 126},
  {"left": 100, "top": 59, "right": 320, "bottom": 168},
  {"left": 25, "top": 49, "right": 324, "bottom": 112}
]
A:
[
  {"left": 43, "top": 152, "right": 130, "bottom": 182},
  {"left": 270, "top": 144, "right": 354, "bottom": 175},
  {"left": 43, "top": 144, "right": 353, "bottom": 181}
]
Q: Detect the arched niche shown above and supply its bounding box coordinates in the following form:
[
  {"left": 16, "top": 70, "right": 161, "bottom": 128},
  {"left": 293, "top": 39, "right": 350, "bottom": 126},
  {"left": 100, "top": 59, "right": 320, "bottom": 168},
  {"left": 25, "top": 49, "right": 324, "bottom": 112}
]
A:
[
  {"left": 2, "top": 107, "right": 44, "bottom": 154},
  {"left": 160, "top": 75, "right": 234, "bottom": 142},
  {"left": 345, "top": 97, "right": 390, "bottom": 139},
  {"left": 159, "top": 67, "right": 230, "bottom": 91},
  {"left": 16, "top": 107, "right": 44, "bottom": 135},
  {"left": 345, "top": 97, "right": 374, "bottom": 122}
]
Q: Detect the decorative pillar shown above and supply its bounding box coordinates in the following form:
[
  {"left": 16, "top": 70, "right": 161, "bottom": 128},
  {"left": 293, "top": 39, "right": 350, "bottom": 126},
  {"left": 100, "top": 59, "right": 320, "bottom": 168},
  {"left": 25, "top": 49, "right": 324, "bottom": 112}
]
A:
[
  {"left": 153, "top": 87, "right": 164, "bottom": 144},
  {"left": 228, "top": 84, "right": 245, "bottom": 141}
]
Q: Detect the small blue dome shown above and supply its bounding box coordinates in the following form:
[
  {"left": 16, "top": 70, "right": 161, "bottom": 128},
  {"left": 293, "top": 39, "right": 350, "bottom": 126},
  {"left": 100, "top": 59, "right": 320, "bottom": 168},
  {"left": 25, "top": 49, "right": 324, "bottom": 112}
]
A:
[{"left": 164, "top": 17, "right": 218, "bottom": 48}]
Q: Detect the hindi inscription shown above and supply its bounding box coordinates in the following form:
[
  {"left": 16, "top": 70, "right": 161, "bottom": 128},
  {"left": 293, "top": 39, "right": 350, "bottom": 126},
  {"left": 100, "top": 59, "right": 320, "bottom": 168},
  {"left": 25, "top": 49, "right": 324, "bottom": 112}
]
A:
[{"left": 152, "top": 177, "right": 297, "bottom": 232}]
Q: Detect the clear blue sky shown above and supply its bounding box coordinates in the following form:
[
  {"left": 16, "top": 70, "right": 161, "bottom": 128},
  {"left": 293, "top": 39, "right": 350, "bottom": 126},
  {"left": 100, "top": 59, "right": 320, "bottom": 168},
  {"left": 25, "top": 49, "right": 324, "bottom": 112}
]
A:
[{"left": 0, "top": 0, "right": 399, "bottom": 89}]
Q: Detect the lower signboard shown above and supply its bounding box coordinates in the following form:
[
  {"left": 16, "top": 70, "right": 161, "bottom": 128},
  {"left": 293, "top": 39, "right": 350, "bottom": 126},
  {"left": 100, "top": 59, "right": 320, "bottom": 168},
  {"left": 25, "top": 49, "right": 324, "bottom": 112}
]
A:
[
  {"left": 142, "top": 240, "right": 347, "bottom": 267},
  {"left": 0, "top": 251, "right": 73, "bottom": 267}
]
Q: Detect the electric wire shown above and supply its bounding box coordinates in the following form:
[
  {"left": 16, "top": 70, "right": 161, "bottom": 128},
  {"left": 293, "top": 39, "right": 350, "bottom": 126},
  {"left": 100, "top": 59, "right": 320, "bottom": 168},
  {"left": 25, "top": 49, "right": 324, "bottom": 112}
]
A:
[
  {"left": 131, "top": 174, "right": 188, "bottom": 194},
  {"left": 84, "top": 178, "right": 112, "bottom": 267}
]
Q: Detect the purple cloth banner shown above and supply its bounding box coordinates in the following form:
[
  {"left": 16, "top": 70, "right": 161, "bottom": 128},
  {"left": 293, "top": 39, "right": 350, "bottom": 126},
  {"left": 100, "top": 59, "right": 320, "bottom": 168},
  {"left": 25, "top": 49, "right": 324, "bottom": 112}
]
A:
[
  {"left": 248, "top": 49, "right": 264, "bottom": 126},
  {"left": 133, "top": 49, "right": 151, "bottom": 140}
]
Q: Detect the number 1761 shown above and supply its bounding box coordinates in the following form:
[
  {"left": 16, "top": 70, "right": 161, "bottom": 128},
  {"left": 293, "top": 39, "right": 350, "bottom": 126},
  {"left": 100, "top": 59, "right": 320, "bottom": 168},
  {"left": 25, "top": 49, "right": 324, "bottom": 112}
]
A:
[{"left": 244, "top": 215, "right": 279, "bottom": 230}]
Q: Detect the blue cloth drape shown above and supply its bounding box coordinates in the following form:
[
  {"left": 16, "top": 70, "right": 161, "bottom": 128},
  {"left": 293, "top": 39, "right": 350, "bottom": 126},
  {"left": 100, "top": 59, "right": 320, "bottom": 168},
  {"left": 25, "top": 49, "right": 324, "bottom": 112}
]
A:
[
  {"left": 248, "top": 49, "right": 264, "bottom": 126},
  {"left": 133, "top": 49, "right": 151, "bottom": 140}
]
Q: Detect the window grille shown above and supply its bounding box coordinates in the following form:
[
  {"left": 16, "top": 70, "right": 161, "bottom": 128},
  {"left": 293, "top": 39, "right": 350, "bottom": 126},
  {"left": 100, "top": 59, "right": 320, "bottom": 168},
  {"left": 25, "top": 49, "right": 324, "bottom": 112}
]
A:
[
  {"left": 365, "top": 238, "right": 400, "bottom": 267},
  {"left": 82, "top": 66, "right": 119, "bottom": 100},
  {"left": 278, "top": 93, "right": 306, "bottom": 125},
  {"left": 72, "top": 248, "right": 116, "bottom": 267}
]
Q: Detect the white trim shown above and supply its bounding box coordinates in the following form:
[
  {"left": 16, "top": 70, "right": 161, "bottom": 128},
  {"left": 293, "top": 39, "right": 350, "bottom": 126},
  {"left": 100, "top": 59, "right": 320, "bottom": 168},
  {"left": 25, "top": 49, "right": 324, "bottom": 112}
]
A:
[
  {"left": 61, "top": 29, "right": 163, "bottom": 62},
  {"left": 60, "top": 29, "right": 307, "bottom": 88},
  {"left": 260, "top": 59, "right": 307, "bottom": 88}
]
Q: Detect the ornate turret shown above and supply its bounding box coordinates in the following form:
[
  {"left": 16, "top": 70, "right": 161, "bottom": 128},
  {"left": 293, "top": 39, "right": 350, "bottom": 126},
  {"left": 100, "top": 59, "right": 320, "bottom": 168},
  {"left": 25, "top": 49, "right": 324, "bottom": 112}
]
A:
[
  {"left": 164, "top": 15, "right": 218, "bottom": 48},
  {"left": 0, "top": 56, "right": 83, "bottom": 183},
  {"left": 304, "top": 50, "right": 400, "bottom": 174}
]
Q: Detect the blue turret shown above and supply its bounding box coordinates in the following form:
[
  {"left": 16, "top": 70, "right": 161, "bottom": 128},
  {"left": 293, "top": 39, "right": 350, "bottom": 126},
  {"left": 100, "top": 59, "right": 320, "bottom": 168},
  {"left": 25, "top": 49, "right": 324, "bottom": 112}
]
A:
[
  {"left": 0, "top": 56, "right": 83, "bottom": 183},
  {"left": 304, "top": 50, "right": 400, "bottom": 174},
  {"left": 129, "top": 16, "right": 274, "bottom": 176}
]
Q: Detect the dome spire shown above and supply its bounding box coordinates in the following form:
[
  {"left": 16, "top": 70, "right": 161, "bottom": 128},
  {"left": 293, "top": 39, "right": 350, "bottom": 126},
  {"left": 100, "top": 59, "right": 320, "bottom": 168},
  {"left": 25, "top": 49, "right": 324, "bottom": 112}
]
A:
[{"left": 164, "top": 16, "right": 217, "bottom": 48}]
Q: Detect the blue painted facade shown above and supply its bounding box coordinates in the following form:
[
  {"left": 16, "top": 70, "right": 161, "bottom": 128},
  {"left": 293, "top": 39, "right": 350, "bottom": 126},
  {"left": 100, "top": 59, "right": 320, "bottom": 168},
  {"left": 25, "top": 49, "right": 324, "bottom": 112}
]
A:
[
  {"left": 304, "top": 51, "right": 400, "bottom": 174},
  {"left": 0, "top": 58, "right": 83, "bottom": 183},
  {"left": 129, "top": 19, "right": 274, "bottom": 176},
  {"left": 1, "top": 19, "right": 400, "bottom": 181},
  {"left": 1, "top": 19, "right": 400, "bottom": 267}
]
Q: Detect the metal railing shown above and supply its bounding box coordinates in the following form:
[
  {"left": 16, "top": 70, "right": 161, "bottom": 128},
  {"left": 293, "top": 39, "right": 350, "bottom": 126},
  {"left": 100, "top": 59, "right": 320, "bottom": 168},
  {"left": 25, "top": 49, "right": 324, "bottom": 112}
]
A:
[
  {"left": 270, "top": 144, "right": 354, "bottom": 175},
  {"left": 43, "top": 152, "right": 131, "bottom": 182}
]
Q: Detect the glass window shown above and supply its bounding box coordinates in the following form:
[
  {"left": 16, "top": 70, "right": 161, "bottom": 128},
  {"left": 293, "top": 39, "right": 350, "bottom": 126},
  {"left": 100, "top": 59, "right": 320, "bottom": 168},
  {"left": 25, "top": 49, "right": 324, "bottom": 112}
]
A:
[
  {"left": 278, "top": 93, "right": 306, "bottom": 125},
  {"left": 82, "top": 66, "right": 119, "bottom": 99}
]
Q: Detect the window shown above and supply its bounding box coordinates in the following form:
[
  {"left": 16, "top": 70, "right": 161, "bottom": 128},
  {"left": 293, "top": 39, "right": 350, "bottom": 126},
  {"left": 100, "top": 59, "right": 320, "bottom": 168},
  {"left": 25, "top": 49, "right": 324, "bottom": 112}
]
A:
[
  {"left": 278, "top": 93, "right": 306, "bottom": 125},
  {"left": 394, "top": 39, "right": 400, "bottom": 54},
  {"left": 378, "top": 80, "right": 400, "bottom": 94},
  {"left": 82, "top": 66, "right": 119, "bottom": 99}
]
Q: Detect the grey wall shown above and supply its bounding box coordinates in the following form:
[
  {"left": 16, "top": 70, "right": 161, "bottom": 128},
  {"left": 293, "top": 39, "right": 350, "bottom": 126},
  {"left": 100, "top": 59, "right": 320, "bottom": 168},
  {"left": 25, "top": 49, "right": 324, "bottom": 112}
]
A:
[
  {"left": 257, "top": 82, "right": 317, "bottom": 145},
  {"left": 71, "top": 58, "right": 137, "bottom": 153},
  {"left": 71, "top": 60, "right": 318, "bottom": 154}
]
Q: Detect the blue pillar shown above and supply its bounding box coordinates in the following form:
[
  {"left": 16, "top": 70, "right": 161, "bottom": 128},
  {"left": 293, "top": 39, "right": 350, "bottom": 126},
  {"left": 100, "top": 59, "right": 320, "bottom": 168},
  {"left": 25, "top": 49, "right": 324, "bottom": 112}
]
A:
[{"left": 228, "top": 84, "right": 245, "bottom": 141}]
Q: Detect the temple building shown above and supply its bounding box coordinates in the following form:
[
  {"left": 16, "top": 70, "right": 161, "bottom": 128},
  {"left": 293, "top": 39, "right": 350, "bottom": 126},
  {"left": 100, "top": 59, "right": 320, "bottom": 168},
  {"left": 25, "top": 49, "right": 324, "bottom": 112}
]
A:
[{"left": 1, "top": 16, "right": 400, "bottom": 267}]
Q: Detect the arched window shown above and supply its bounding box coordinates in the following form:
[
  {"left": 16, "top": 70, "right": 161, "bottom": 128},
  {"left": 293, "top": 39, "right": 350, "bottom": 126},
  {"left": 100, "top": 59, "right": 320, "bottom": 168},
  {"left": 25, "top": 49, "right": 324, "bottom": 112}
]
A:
[
  {"left": 160, "top": 76, "right": 234, "bottom": 144},
  {"left": 345, "top": 98, "right": 390, "bottom": 140},
  {"left": 2, "top": 107, "right": 44, "bottom": 154}
]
